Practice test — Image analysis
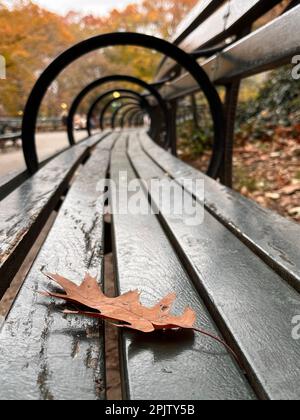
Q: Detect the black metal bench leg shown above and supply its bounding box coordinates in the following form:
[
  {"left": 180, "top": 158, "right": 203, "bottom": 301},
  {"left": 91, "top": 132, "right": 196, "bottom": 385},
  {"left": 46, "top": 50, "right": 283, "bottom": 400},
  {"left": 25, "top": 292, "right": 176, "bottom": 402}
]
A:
[
  {"left": 218, "top": 81, "right": 240, "bottom": 187},
  {"left": 168, "top": 100, "right": 178, "bottom": 156},
  {"left": 218, "top": 26, "right": 252, "bottom": 187},
  {"left": 149, "top": 105, "right": 163, "bottom": 144}
]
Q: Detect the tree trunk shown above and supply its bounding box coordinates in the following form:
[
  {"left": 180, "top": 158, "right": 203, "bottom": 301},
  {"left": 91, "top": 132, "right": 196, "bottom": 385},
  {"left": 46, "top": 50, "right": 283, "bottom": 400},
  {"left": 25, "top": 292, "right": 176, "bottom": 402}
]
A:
[{"left": 190, "top": 94, "right": 199, "bottom": 129}]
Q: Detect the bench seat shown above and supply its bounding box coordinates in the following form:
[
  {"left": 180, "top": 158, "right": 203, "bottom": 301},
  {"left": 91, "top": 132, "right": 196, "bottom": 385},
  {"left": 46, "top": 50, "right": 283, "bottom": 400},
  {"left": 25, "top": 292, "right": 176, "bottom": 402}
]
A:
[
  {"left": 126, "top": 130, "right": 300, "bottom": 400},
  {"left": 140, "top": 132, "right": 300, "bottom": 292},
  {"left": 0, "top": 133, "right": 117, "bottom": 400},
  {"left": 1, "top": 129, "right": 300, "bottom": 400},
  {"left": 0, "top": 133, "right": 109, "bottom": 298},
  {"left": 111, "top": 134, "right": 255, "bottom": 400}
]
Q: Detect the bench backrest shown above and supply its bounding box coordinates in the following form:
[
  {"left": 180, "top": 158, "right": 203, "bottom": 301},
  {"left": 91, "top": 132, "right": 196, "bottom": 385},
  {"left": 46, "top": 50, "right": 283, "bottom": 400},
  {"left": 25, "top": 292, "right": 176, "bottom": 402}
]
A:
[
  {"left": 153, "top": 0, "right": 300, "bottom": 187},
  {"left": 2, "top": 1, "right": 298, "bottom": 197},
  {"left": 155, "top": 0, "right": 299, "bottom": 99}
]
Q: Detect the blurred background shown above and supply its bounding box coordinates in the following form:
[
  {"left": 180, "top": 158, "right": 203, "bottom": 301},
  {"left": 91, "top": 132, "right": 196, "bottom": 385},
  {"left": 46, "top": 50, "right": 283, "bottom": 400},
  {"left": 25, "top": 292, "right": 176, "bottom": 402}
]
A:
[{"left": 0, "top": 0, "right": 299, "bottom": 221}]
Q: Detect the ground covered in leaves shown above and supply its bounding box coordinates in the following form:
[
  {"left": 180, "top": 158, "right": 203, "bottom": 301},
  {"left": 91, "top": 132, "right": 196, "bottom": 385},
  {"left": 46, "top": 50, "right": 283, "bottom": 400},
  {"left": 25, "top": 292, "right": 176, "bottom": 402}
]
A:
[
  {"left": 179, "top": 126, "right": 300, "bottom": 223},
  {"left": 233, "top": 128, "right": 300, "bottom": 222},
  {"left": 179, "top": 130, "right": 300, "bottom": 224},
  {"left": 178, "top": 66, "right": 300, "bottom": 223}
]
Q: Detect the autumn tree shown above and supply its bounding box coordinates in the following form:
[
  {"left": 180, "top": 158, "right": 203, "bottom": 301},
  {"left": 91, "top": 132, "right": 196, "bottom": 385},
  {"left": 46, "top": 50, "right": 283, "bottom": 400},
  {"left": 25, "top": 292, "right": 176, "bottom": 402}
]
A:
[
  {"left": 76, "top": 0, "right": 198, "bottom": 81},
  {"left": 0, "top": 0, "right": 198, "bottom": 116},
  {"left": 0, "top": 1, "right": 77, "bottom": 115}
]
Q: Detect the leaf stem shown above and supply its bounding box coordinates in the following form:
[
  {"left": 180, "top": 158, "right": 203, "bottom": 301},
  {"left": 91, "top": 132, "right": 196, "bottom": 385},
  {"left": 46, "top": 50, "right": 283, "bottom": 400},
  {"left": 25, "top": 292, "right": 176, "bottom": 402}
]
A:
[{"left": 193, "top": 327, "right": 243, "bottom": 371}]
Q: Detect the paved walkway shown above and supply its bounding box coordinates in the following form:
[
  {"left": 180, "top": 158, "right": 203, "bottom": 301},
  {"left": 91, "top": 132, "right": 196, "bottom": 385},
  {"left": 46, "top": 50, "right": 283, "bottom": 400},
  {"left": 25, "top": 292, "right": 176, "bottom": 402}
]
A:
[{"left": 0, "top": 131, "right": 87, "bottom": 177}]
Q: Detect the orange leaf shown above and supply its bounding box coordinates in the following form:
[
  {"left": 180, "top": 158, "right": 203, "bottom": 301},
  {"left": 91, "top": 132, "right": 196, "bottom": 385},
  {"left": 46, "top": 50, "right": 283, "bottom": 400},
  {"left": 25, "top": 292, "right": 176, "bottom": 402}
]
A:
[{"left": 42, "top": 273, "right": 196, "bottom": 333}]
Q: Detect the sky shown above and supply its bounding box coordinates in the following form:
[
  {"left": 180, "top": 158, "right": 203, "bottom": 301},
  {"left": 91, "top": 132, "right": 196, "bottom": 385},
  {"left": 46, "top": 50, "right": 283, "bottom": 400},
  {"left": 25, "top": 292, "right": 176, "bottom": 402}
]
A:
[{"left": 7, "top": 0, "right": 140, "bottom": 16}]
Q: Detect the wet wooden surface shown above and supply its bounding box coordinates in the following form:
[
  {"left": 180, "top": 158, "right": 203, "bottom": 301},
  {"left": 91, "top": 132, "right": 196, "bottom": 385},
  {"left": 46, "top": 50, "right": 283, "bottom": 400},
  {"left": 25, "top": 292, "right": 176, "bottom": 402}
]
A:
[
  {"left": 0, "top": 133, "right": 106, "bottom": 299},
  {"left": 156, "top": 0, "right": 283, "bottom": 82},
  {"left": 110, "top": 134, "right": 255, "bottom": 400},
  {"left": 140, "top": 131, "right": 300, "bottom": 292},
  {"left": 128, "top": 131, "right": 300, "bottom": 400},
  {"left": 157, "top": 4, "right": 300, "bottom": 100},
  {"left": 1, "top": 127, "right": 299, "bottom": 400},
  {"left": 0, "top": 133, "right": 117, "bottom": 400}
]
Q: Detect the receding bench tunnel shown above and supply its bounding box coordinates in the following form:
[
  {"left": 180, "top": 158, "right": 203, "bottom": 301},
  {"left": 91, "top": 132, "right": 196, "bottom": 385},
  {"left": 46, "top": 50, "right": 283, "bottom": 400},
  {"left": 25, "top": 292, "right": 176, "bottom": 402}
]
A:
[
  {"left": 86, "top": 88, "right": 150, "bottom": 135},
  {"left": 1, "top": 0, "right": 300, "bottom": 401}
]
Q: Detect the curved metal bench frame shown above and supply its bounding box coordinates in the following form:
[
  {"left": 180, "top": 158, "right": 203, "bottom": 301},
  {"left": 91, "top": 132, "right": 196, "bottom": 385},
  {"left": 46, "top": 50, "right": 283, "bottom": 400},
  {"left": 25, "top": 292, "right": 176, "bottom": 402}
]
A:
[
  {"left": 87, "top": 88, "right": 150, "bottom": 135},
  {"left": 66, "top": 74, "right": 167, "bottom": 148},
  {"left": 120, "top": 106, "right": 144, "bottom": 128},
  {"left": 128, "top": 107, "right": 146, "bottom": 127},
  {"left": 99, "top": 96, "right": 144, "bottom": 130},
  {"left": 132, "top": 111, "right": 146, "bottom": 127},
  {"left": 22, "top": 32, "right": 225, "bottom": 176},
  {"left": 110, "top": 101, "right": 144, "bottom": 129}
]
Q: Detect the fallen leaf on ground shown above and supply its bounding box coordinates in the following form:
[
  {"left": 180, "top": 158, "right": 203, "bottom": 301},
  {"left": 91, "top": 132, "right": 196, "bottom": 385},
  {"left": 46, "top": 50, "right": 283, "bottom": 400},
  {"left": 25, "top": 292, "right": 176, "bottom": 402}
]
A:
[
  {"left": 41, "top": 273, "right": 239, "bottom": 364},
  {"left": 265, "top": 192, "right": 281, "bottom": 200},
  {"left": 288, "top": 207, "right": 300, "bottom": 216},
  {"left": 280, "top": 183, "right": 300, "bottom": 195}
]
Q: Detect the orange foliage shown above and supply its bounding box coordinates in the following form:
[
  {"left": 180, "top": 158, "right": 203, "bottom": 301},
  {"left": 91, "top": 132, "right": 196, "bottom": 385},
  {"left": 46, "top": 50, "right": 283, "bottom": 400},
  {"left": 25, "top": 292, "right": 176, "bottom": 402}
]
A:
[
  {"left": 0, "top": 1, "right": 74, "bottom": 114},
  {"left": 0, "top": 0, "right": 198, "bottom": 116}
]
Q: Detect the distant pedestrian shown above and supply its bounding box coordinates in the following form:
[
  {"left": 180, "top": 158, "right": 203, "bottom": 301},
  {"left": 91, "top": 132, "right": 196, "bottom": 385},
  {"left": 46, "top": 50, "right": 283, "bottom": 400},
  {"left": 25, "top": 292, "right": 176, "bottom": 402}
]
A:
[{"left": 61, "top": 111, "right": 68, "bottom": 128}]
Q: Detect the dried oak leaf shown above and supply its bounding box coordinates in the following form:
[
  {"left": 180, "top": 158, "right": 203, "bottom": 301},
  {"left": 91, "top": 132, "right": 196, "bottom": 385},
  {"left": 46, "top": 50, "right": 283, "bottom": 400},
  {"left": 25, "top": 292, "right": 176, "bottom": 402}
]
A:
[{"left": 42, "top": 273, "right": 196, "bottom": 333}]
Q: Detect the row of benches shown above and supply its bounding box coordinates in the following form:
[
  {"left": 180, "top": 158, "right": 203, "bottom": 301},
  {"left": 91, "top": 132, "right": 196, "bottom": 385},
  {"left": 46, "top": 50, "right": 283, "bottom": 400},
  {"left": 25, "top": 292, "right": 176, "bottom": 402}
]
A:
[
  {"left": 0, "top": 132, "right": 21, "bottom": 146},
  {"left": 1, "top": 129, "right": 300, "bottom": 399},
  {"left": 1, "top": 0, "right": 300, "bottom": 400}
]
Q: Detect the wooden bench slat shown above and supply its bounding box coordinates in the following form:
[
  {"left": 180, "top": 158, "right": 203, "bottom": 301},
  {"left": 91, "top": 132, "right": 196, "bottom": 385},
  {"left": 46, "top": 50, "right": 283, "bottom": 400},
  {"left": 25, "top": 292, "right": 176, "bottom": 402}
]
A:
[
  {"left": 0, "top": 133, "right": 107, "bottom": 299},
  {"left": 0, "top": 132, "right": 111, "bottom": 201},
  {"left": 110, "top": 134, "right": 255, "bottom": 400},
  {"left": 0, "top": 132, "right": 21, "bottom": 141},
  {"left": 172, "top": 0, "right": 224, "bottom": 44},
  {"left": 158, "top": 4, "right": 300, "bottom": 100},
  {"left": 0, "top": 170, "right": 29, "bottom": 202},
  {"left": 140, "top": 131, "right": 300, "bottom": 293},
  {"left": 156, "top": 0, "right": 282, "bottom": 82},
  {"left": 128, "top": 130, "right": 300, "bottom": 400},
  {"left": 203, "top": 3, "right": 300, "bottom": 83},
  {"left": 158, "top": 0, "right": 230, "bottom": 79},
  {"left": 0, "top": 133, "right": 117, "bottom": 400},
  {"left": 156, "top": 0, "right": 224, "bottom": 79}
]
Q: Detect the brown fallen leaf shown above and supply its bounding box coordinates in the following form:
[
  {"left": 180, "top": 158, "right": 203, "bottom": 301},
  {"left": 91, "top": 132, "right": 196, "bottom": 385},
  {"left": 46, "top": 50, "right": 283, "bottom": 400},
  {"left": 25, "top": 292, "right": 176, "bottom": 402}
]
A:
[
  {"left": 265, "top": 192, "right": 281, "bottom": 200},
  {"left": 288, "top": 207, "right": 300, "bottom": 217},
  {"left": 41, "top": 273, "right": 240, "bottom": 365},
  {"left": 280, "top": 183, "right": 300, "bottom": 195}
]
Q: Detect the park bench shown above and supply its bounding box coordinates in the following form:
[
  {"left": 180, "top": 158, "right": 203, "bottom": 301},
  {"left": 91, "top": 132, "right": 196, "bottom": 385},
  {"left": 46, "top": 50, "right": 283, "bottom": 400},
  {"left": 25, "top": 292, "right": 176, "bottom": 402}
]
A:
[
  {"left": 0, "top": 0, "right": 300, "bottom": 401},
  {"left": 0, "top": 132, "right": 21, "bottom": 148}
]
